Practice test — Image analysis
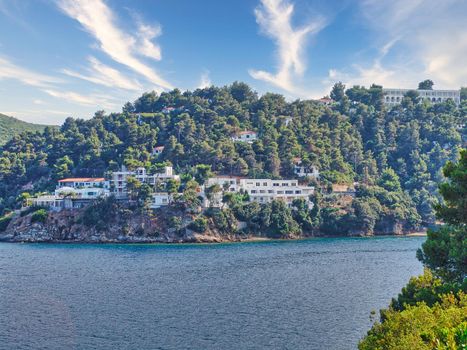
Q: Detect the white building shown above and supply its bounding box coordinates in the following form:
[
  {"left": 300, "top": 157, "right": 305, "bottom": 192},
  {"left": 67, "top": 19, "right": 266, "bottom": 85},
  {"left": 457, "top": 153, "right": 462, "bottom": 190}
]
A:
[
  {"left": 239, "top": 179, "right": 315, "bottom": 208},
  {"left": 232, "top": 131, "right": 258, "bottom": 143},
  {"left": 202, "top": 177, "right": 315, "bottom": 208},
  {"left": 383, "top": 88, "right": 460, "bottom": 106},
  {"left": 205, "top": 176, "right": 239, "bottom": 192},
  {"left": 57, "top": 177, "right": 109, "bottom": 189},
  {"left": 55, "top": 186, "right": 109, "bottom": 199},
  {"left": 111, "top": 166, "right": 180, "bottom": 198},
  {"left": 293, "top": 158, "right": 319, "bottom": 179},
  {"left": 151, "top": 192, "right": 172, "bottom": 209},
  {"left": 28, "top": 178, "right": 110, "bottom": 210}
]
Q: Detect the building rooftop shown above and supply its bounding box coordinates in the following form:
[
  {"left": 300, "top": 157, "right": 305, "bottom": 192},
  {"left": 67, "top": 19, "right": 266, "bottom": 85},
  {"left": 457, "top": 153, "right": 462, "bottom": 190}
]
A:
[{"left": 58, "top": 178, "right": 105, "bottom": 182}]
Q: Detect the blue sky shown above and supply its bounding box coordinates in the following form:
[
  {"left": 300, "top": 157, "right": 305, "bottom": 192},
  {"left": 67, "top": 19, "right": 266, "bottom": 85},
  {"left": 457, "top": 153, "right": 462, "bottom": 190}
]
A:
[{"left": 1, "top": 0, "right": 466, "bottom": 124}]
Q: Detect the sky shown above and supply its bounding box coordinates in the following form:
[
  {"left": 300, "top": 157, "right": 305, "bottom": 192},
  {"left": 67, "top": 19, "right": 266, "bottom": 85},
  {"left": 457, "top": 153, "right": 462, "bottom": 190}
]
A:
[{"left": 1, "top": 0, "right": 466, "bottom": 124}]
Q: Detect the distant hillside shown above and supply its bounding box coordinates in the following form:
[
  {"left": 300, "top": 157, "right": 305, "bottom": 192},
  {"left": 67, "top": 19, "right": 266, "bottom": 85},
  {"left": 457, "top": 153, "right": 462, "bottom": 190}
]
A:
[{"left": 0, "top": 113, "right": 50, "bottom": 145}]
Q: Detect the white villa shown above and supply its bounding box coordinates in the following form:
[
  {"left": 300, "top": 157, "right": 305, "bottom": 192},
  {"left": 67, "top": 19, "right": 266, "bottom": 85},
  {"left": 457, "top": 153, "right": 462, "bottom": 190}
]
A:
[
  {"left": 383, "top": 88, "right": 460, "bottom": 106},
  {"left": 202, "top": 177, "right": 315, "bottom": 209},
  {"left": 293, "top": 158, "right": 320, "bottom": 179},
  {"left": 57, "top": 177, "right": 109, "bottom": 189},
  {"left": 29, "top": 177, "right": 111, "bottom": 210},
  {"left": 26, "top": 167, "right": 315, "bottom": 212},
  {"left": 239, "top": 179, "right": 315, "bottom": 208},
  {"left": 151, "top": 192, "right": 172, "bottom": 209},
  {"left": 111, "top": 166, "right": 180, "bottom": 198},
  {"left": 232, "top": 131, "right": 258, "bottom": 143}
]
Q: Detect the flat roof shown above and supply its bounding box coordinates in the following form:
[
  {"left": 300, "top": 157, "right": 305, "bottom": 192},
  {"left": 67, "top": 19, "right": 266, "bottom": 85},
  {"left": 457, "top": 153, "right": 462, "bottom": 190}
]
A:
[{"left": 58, "top": 178, "right": 105, "bottom": 182}]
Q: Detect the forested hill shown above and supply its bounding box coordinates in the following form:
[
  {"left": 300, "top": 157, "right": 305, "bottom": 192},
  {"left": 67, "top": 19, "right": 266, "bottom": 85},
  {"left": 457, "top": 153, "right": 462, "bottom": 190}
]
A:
[
  {"left": 0, "top": 82, "right": 466, "bottom": 234},
  {"left": 0, "top": 113, "right": 50, "bottom": 145}
]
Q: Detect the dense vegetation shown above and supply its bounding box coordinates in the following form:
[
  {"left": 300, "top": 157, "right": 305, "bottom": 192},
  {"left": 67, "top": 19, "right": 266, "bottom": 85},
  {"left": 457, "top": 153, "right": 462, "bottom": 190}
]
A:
[
  {"left": 359, "top": 150, "right": 466, "bottom": 349},
  {"left": 0, "top": 113, "right": 50, "bottom": 145},
  {"left": 0, "top": 82, "right": 465, "bottom": 236}
]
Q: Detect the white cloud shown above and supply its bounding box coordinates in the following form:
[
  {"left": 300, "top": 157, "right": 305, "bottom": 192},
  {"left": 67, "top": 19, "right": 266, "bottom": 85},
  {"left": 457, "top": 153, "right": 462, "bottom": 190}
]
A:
[
  {"left": 43, "top": 89, "right": 118, "bottom": 109},
  {"left": 33, "top": 99, "right": 46, "bottom": 105},
  {"left": 249, "top": 0, "right": 326, "bottom": 94},
  {"left": 62, "top": 56, "right": 142, "bottom": 91},
  {"left": 136, "top": 22, "right": 162, "bottom": 60},
  {"left": 352, "top": 0, "right": 467, "bottom": 89},
  {"left": 0, "top": 56, "right": 61, "bottom": 88},
  {"left": 57, "top": 0, "right": 172, "bottom": 91},
  {"left": 198, "top": 70, "right": 211, "bottom": 89}
]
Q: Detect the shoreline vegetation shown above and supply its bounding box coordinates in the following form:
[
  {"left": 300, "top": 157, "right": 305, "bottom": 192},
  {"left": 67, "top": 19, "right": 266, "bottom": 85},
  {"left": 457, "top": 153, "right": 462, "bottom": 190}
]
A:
[
  {"left": 1, "top": 82, "right": 465, "bottom": 244},
  {"left": 359, "top": 150, "right": 466, "bottom": 349}
]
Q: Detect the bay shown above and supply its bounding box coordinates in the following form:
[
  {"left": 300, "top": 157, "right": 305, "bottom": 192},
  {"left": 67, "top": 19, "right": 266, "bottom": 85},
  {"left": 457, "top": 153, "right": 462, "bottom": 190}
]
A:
[{"left": 0, "top": 236, "right": 424, "bottom": 350}]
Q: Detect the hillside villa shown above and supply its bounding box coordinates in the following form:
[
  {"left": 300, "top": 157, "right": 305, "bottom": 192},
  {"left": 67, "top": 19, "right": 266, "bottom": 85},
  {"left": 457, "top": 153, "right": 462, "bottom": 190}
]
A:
[
  {"left": 231, "top": 131, "right": 257, "bottom": 143},
  {"left": 27, "top": 165, "right": 316, "bottom": 211}
]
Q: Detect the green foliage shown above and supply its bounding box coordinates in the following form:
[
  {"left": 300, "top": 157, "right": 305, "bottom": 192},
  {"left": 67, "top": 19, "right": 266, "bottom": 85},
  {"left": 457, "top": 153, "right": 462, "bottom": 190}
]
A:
[
  {"left": 417, "top": 149, "right": 466, "bottom": 284},
  {"left": 206, "top": 208, "right": 237, "bottom": 233},
  {"left": 390, "top": 269, "right": 466, "bottom": 312},
  {"left": 0, "top": 83, "right": 463, "bottom": 229},
  {"left": 378, "top": 168, "right": 402, "bottom": 192},
  {"left": 359, "top": 292, "right": 467, "bottom": 350},
  {"left": 31, "top": 209, "right": 48, "bottom": 223},
  {"left": 417, "top": 226, "right": 466, "bottom": 284},
  {"left": 81, "top": 196, "right": 120, "bottom": 231},
  {"left": 0, "top": 214, "right": 12, "bottom": 232},
  {"left": 0, "top": 113, "right": 50, "bottom": 145},
  {"left": 418, "top": 79, "right": 434, "bottom": 90},
  {"left": 188, "top": 216, "right": 208, "bottom": 233},
  {"left": 461, "top": 87, "right": 467, "bottom": 101},
  {"left": 361, "top": 151, "right": 467, "bottom": 348},
  {"left": 169, "top": 216, "right": 182, "bottom": 231},
  {"left": 434, "top": 149, "right": 467, "bottom": 227}
]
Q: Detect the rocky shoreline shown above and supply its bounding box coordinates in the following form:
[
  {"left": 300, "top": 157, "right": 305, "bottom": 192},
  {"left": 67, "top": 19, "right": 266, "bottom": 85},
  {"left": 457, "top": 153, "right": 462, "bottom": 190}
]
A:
[{"left": 0, "top": 208, "right": 426, "bottom": 244}]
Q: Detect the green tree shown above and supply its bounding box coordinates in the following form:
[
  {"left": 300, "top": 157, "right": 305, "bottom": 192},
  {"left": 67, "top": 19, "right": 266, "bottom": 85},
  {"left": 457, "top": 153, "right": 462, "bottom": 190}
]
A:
[
  {"left": 330, "top": 82, "right": 346, "bottom": 102},
  {"left": 53, "top": 156, "right": 74, "bottom": 180},
  {"left": 377, "top": 168, "right": 402, "bottom": 192},
  {"left": 418, "top": 79, "right": 434, "bottom": 90}
]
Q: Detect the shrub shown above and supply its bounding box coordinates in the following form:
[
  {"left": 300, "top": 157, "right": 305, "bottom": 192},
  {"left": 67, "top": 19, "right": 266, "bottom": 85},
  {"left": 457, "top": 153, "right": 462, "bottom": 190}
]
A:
[
  {"left": 359, "top": 292, "right": 467, "bottom": 350},
  {"left": 31, "top": 209, "right": 48, "bottom": 223},
  {"left": 188, "top": 216, "right": 208, "bottom": 233},
  {"left": 0, "top": 214, "right": 12, "bottom": 232},
  {"left": 20, "top": 205, "right": 43, "bottom": 217}
]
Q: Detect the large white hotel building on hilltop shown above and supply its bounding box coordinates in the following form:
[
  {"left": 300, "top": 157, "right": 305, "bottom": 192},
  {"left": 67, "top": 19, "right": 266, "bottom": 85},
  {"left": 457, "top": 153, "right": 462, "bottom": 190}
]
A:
[{"left": 383, "top": 88, "right": 460, "bottom": 106}]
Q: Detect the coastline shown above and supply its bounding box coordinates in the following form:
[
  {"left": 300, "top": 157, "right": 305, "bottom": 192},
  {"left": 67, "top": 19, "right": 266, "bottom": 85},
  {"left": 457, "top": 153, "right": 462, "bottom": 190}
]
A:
[{"left": 0, "top": 231, "right": 427, "bottom": 244}]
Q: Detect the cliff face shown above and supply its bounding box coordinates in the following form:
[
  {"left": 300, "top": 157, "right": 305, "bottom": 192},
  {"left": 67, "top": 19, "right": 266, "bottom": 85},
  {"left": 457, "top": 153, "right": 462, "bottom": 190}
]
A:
[
  {"left": 0, "top": 209, "right": 246, "bottom": 243},
  {"left": 0, "top": 206, "right": 419, "bottom": 244}
]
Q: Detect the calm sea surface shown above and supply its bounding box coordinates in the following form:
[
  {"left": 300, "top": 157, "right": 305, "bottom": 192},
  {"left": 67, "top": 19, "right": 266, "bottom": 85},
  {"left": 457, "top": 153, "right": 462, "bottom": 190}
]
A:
[{"left": 0, "top": 236, "right": 424, "bottom": 350}]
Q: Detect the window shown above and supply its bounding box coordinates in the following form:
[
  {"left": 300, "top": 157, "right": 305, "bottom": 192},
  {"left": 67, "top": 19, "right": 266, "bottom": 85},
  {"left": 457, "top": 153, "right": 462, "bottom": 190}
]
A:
[
  {"left": 268, "top": 190, "right": 274, "bottom": 193},
  {"left": 282, "top": 183, "right": 288, "bottom": 186},
  {"left": 251, "top": 190, "right": 257, "bottom": 194},
  {"left": 277, "top": 191, "right": 284, "bottom": 194},
  {"left": 260, "top": 190, "right": 266, "bottom": 193},
  {"left": 263, "top": 182, "right": 267, "bottom": 186},
  {"left": 285, "top": 190, "right": 293, "bottom": 194},
  {"left": 295, "top": 190, "right": 301, "bottom": 194},
  {"left": 256, "top": 182, "right": 260, "bottom": 186}
]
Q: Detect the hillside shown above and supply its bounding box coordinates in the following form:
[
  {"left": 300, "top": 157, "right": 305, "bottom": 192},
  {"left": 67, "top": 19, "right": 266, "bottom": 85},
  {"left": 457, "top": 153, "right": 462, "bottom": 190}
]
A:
[
  {"left": 0, "top": 113, "right": 50, "bottom": 145},
  {"left": 0, "top": 82, "right": 465, "bottom": 237}
]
